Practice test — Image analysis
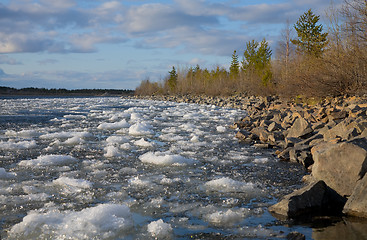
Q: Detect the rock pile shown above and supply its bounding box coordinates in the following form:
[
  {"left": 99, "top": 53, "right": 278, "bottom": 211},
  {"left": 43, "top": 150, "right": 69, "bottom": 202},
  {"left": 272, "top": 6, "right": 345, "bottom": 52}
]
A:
[{"left": 230, "top": 95, "right": 367, "bottom": 219}]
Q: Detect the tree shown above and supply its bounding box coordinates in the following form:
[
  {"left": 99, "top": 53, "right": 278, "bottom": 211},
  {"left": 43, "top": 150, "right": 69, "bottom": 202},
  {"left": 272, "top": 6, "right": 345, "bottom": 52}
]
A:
[
  {"left": 291, "top": 9, "right": 328, "bottom": 57},
  {"left": 242, "top": 39, "right": 272, "bottom": 86},
  {"left": 229, "top": 50, "right": 240, "bottom": 78},
  {"left": 167, "top": 66, "right": 178, "bottom": 92}
]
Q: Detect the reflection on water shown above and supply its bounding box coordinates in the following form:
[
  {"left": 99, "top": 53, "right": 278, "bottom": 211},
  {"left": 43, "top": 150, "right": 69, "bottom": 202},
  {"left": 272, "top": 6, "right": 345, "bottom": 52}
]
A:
[{"left": 313, "top": 217, "right": 367, "bottom": 240}]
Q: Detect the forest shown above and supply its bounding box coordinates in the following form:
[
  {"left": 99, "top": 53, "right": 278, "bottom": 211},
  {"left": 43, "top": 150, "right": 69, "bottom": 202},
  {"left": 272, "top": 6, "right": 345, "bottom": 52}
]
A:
[
  {"left": 135, "top": 0, "right": 367, "bottom": 98},
  {"left": 0, "top": 87, "right": 134, "bottom": 96}
]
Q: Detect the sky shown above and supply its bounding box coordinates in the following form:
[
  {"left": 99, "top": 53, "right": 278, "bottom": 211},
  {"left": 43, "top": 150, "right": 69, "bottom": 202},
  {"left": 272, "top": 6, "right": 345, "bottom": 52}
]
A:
[{"left": 0, "top": 0, "right": 343, "bottom": 90}]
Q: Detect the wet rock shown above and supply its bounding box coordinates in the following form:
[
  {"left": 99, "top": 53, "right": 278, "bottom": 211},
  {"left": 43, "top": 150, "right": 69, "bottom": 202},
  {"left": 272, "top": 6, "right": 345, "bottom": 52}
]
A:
[
  {"left": 287, "top": 232, "right": 306, "bottom": 240},
  {"left": 311, "top": 139, "right": 367, "bottom": 197},
  {"left": 268, "top": 180, "right": 346, "bottom": 218},
  {"left": 343, "top": 173, "right": 367, "bottom": 218},
  {"left": 287, "top": 117, "right": 313, "bottom": 139}
]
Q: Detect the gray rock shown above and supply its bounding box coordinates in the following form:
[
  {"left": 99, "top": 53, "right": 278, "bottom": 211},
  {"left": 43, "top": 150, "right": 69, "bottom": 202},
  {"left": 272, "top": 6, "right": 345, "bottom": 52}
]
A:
[
  {"left": 287, "top": 232, "right": 306, "bottom": 240},
  {"left": 343, "top": 173, "right": 367, "bottom": 218},
  {"left": 268, "top": 180, "right": 346, "bottom": 218},
  {"left": 311, "top": 139, "right": 367, "bottom": 196},
  {"left": 287, "top": 117, "right": 313, "bottom": 139}
]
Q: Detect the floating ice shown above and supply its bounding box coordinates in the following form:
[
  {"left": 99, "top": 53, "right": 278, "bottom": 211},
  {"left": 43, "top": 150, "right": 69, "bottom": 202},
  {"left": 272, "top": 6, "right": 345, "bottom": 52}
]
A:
[
  {"left": 40, "top": 131, "right": 92, "bottom": 140},
  {"left": 129, "top": 122, "right": 153, "bottom": 135},
  {"left": 204, "top": 209, "right": 245, "bottom": 226},
  {"left": 253, "top": 157, "right": 269, "bottom": 164},
  {"left": 5, "top": 129, "right": 40, "bottom": 138},
  {"left": 97, "top": 119, "right": 130, "bottom": 130},
  {"left": 18, "top": 155, "right": 78, "bottom": 168},
  {"left": 134, "top": 138, "right": 154, "bottom": 147},
  {"left": 8, "top": 204, "right": 133, "bottom": 239},
  {"left": 204, "top": 177, "right": 256, "bottom": 193},
  {"left": 147, "top": 219, "right": 173, "bottom": 238},
  {"left": 0, "top": 140, "right": 37, "bottom": 150},
  {"left": 63, "top": 114, "right": 86, "bottom": 119},
  {"left": 139, "top": 152, "right": 195, "bottom": 166},
  {"left": 53, "top": 176, "right": 93, "bottom": 192},
  {"left": 130, "top": 112, "right": 143, "bottom": 121},
  {"left": 216, "top": 126, "right": 226, "bottom": 132},
  {"left": 104, "top": 145, "right": 121, "bottom": 157},
  {"left": 106, "top": 135, "right": 129, "bottom": 144}
]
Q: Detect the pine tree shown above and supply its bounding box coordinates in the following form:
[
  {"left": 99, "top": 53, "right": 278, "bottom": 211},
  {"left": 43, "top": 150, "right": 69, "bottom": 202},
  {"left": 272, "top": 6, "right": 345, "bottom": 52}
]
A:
[
  {"left": 291, "top": 9, "right": 328, "bottom": 57},
  {"left": 242, "top": 39, "right": 272, "bottom": 86},
  {"left": 167, "top": 66, "right": 178, "bottom": 92},
  {"left": 229, "top": 50, "right": 240, "bottom": 78}
]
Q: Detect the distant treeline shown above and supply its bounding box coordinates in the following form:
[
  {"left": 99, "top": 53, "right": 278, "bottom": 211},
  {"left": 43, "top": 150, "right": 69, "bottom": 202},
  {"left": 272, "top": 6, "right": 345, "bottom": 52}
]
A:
[
  {"left": 0, "top": 86, "right": 134, "bottom": 96},
  {"left": 136, "top": 1, "right": 367, "bottom": 98}
]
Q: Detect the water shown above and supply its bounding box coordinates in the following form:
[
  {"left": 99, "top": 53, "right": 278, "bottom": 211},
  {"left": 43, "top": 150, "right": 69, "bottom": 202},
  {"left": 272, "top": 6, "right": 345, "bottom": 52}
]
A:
[{"left": 0, "top": 96, "right": 311, "bottom": 239}]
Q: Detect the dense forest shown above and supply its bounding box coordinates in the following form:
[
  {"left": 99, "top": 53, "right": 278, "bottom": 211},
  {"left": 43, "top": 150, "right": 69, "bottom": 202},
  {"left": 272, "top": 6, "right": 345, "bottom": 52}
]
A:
[
  {"left": 136, "top": 0, "right": 367, "bottom": 98},
  {"left": 0, "top": 87, "right": 134, "bottom": 96}
]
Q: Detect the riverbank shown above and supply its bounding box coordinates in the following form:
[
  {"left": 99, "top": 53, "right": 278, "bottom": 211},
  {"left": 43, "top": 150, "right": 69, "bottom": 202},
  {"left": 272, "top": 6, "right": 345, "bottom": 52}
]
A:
[{"left": 133, "top": 94, "right": 367, "bottom": 221}]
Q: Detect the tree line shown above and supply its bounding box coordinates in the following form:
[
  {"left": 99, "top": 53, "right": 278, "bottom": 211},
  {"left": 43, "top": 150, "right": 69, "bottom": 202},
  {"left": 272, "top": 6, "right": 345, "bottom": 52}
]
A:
[
  {"left": 136, "top": 0, "right": 367, "bottom": 98},
  {"left": 0, "top": 87, "right": 134, "bottom": 96}
]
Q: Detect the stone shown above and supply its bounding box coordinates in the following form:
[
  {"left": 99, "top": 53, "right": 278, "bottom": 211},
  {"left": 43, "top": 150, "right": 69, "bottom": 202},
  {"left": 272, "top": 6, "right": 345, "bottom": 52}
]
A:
[
  {"left": 268, "top": 122, "right": 281, "bottom": 132},
  {"left": 287, "top": 117, "right": 313, "bottom": 139},
  {"left": 268, "top": 180, "right": 346, "bottom": 218},
  {"left": 311, "top": 139, "right": 367, "bottom": 196},
  {"left": 287, "top": 232, "right": 306, "bottom": 240},
  {"left": 343, "top": 173, "right": 367, "bottom": 218}
]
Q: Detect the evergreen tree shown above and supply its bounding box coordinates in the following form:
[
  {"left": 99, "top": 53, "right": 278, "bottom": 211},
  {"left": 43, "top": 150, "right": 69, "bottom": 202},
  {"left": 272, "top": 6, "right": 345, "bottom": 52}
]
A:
[
  {"left": 291, "top": 9, "right": 328, "bottom": 57},
  {"left": 242, "top": 39, "right": 272, "bottom": 86},
  {"left": 229, "top": 50, "right": 240, "bottom": 78},
  {"left": 167, "top": 66, "right": 178, "bottom": 92}
]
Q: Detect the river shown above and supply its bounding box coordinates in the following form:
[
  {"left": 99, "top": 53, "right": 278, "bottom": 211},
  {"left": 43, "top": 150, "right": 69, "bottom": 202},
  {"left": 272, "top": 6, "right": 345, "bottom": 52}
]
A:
[{"left": 1, "top": 96, "right": 357, "bottom": 239}]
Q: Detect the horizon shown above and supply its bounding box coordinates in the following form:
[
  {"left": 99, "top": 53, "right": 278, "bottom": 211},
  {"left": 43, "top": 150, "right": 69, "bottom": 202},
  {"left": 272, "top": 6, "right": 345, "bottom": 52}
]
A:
[{"left": 0, "top": 0, "right": 343, "bottom": 90}]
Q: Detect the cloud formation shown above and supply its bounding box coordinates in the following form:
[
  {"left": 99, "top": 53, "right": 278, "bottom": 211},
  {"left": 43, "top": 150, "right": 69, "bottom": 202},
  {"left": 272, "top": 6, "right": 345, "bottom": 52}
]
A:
[{"left": 0, "top": 0, "right": 344, "bottom": 89}]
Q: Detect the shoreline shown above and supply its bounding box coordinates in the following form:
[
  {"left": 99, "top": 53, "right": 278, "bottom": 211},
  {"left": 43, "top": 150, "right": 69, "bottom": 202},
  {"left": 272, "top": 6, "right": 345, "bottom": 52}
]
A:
[{"left": 132, "top": 93, "right": 367, "bottom": 221}]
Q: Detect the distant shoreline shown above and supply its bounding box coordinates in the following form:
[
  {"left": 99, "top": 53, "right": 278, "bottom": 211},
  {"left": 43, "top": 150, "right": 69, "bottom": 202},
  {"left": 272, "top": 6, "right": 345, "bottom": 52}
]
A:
[{"left": 0, "top": 86, "right": 135, "bottom": 97}]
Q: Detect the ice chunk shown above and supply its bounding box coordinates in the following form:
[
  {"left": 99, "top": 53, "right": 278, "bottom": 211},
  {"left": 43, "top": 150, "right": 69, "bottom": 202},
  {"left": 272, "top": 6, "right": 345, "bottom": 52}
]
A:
[
  {"left": 139, "top": 152, "right": 195, "bottom": 166},
  {"left": 97, "top": 120, "right": 130, "bottom": 130},
  {"left": 106, "top": 135, "right": 129, "bottom": 144},
  {"left": 253, "top": 157, "right": 269, "bottom": 164},
  {"left": 104, "top": 145, "right": 121, "bottom": 157},
  {"left": 216, "top": 126, "right": 226, "bottom": 132},
  {"left": 129, "top": 122, "right": 153, "bottom": 135},
  {"left": 204, "top": 209, "right": 245, "bottom": 226},
  {"left": 40, "top": 131, "right": 91, "bottom": 140},
  {"left": 0, "top": 140, "right": 37, "bottom": 150},
  {"left": 9, "top": 204, "right": 133, "bottom": 239},
  {"left": 134, "top": 138, "right": 154, "bottom": 148},
  {"left": 204, "top": 177, "right": 256, "bottom": 193},
  {"left": 53, "top": 176, "right": 93, "bottom": 193},
  {"left": 5, "top": 129, "right": 40, "bottom": 138},
  {"left": 18, "top": 155, "right": 78, "bottom": 168},
  {"left": 147, "top": 219, "right": 173, "bottom": 238}
]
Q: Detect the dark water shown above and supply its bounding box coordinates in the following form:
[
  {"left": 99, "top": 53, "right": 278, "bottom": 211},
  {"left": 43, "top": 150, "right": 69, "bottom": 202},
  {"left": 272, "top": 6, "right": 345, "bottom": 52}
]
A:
[{"left": 0, "top": 96, "right": 366, "bottom": 239}]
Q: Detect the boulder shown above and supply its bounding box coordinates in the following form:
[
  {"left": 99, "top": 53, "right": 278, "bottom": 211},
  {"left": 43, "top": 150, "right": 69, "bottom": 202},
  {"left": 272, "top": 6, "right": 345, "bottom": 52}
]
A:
[
  {"left": 343, "top": 173, "right": 367, "bottom": 218},
  {"left": 287, "top": 117, "right": 313, "bottom": 139},
  {"left": 311, "top": 139, "right": 367, "bottom": 196},
  {"left": 268, "top": 180, "right": 346, "bottom": 218}
]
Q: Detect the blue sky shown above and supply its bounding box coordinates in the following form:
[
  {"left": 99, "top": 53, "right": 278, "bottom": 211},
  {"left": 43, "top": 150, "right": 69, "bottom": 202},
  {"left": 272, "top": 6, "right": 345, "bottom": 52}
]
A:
[{"left": 0, "top": 0, "right": 342, "bottom": 90}]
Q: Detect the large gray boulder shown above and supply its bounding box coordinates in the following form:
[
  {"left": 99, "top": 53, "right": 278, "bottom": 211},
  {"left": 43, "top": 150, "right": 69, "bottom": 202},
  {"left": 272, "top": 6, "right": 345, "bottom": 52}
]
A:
[
  {"left": 343, "top": 173, "right": 367, "bottom": 218},
  {"left": 268, "top": 181, "right": 346, "bottom": 218},
  {"left": 311, "top": 138, "right": 367, "bottom": 196},
  {"left": 287, "top": 117, "right": 313, "bottom": 139}
]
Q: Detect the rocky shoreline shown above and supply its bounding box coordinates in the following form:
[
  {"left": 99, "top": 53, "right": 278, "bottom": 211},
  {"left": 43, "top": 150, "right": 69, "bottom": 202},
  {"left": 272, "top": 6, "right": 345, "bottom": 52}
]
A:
[{"left": 132, "top": 94, "right": 367, "bottom": 221}]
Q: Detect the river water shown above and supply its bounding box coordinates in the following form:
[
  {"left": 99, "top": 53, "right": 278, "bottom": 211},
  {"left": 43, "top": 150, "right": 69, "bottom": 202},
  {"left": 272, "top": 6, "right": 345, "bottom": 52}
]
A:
[{"left": 0, "top": 96, "right": 328, "bottom": 239}]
